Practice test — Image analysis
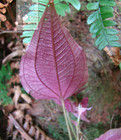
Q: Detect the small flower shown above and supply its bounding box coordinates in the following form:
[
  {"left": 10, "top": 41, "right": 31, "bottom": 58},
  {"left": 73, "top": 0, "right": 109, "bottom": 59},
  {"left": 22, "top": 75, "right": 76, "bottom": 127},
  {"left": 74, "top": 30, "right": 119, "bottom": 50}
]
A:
[{"left": 56, "top": 98, "right": 92, "bottom": 122}]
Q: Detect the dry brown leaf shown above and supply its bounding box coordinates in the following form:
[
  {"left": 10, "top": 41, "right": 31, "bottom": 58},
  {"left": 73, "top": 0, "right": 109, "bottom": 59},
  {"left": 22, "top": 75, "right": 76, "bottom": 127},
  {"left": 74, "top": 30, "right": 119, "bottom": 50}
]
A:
[
  {"left": 21, "top": 94, "right": 32, "bottom": 104},
  {"left": 28, "top": 126, "right": 36, "bottom": 137},
  {"left": 23, "top": 121, "right": 30, "bottom": 131},
  {"left": 8, "top": 114, "right": 33, "bottom": 140},
  {"left": 25, "top": 114, "right": 32, "bottom": 122},
  {"left": 0, "top": 13, "right": 6, "bottom": 21},
  {"left": 13, "top": 110, "right": 24, "bottom": 120},
  {"left": 4, "top": 20, "right": 13, "bottom": 30},
  {"left": 6, "top": 0, "right": 13, "bottom": 3},
  {"left": 10, "top": 61, "right": 20, "bottom": 70},
  {"left": 0, "top": 3, "right": 8, "bottom": 8},
  {"left": 0, "top": 8, "right": 6, "bottom": 14},
  {"left": 17, "top": 103, "right": 31, "bottom": 110},
  {"left": 104, "top": 47, "right": 121, "bottom": 65},
  {"left": 6, "top": 80, "right": 53, "bottom": 140},
  {"left": 35, "top": 128, "right": 40, "bottom": 140},
  {"left": 13, "top": 86, "right": 21, "bottom": 107},
  {"left": 4, "top": 104, "right": 14, "bottom": 115}
]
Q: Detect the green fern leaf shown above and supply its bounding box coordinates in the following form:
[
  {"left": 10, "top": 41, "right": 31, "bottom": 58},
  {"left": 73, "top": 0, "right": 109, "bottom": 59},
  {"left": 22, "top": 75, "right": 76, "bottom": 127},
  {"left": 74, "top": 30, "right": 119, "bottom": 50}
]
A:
[
  {"left": 87, "top": 0, "right": 120, "bottom": 50},
  {"left": 110, "top": 42, "right": 121, "bottom": 47},
  {"left": 100, "top": 6, "right": 114, "bottom": 13},
  {"left": 87, "top": 11, "right": 98, "bottom": 25},
  {"left": 23, "top": 38, "right": 32, "bottom": 44},
  {"left": 87, "top": 2, "right": 99, "bottom": 11},
  {"left": 65, "top": 0, "right": 81, "bottom": 10},
  {"left": 103, "top": 20, "right": 117, "bottom": 27},
  {"left": 89, "top": 20, "right": 101, "bottom": 33},
  {"left": 100, "top": 0, "right": 116, "bottom": 6},
  {"left": 106, "top": 29, "right": 119, "bottom": 35},
  {"left": 55, "top": 3, "right": 70, "bottom": 16},
  {"left": 0, "top": 64, "right": 13, "bottom": 106},
  {"left": 98, "top": 41, "right": 108, "bottom": 50},
  {"left": 101, "top": 12, "right": 113, "bottom": 20},
  {"left": 95, "top": 34, "right": 104, "bottom": 46}
]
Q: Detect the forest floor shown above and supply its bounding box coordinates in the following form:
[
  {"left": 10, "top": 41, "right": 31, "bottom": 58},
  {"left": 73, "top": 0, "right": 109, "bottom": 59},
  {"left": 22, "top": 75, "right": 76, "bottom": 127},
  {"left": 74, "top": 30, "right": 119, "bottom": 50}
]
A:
[{"left": 0, "top": 0, "right": 121, "bottom": 140}]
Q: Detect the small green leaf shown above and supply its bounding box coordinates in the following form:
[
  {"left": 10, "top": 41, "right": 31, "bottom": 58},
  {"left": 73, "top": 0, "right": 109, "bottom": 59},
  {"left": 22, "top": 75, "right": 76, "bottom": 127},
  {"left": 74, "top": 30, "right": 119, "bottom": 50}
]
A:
[
  {"left": 95, "top": 34, "right": 104, "bottom": 46},
  {"left": 100, "top": 6, "right": 114, "bottom": 13},
  {"left": 101, "top": 12, "right": 113, "bottom": 20},
  {"left": 66, "top": 0, "right": 81, "bottom": 10},
  {"left": 106, "top": 29, "right": 119, "bottom": 35},
  {"left": 23, "top": 24, "right": 37, "bottom": 30},
  {"left": 27, "top": 11, "right": 43, "bottom": 18},
  {"left": 32, "top": 0, "right": 48, "bottom": 5},
  {"left": 29, "top": 4, "right": 46, "bottom": 11},
  {"left": 98, "top": 40, "right": 108, "bottom": 50},
  {"left": 55, "top": 3, "right": 70, "bottom": 16},
  {"left": 100, "top": 0, "right": 116, "bottom": 7},
  {"left": 87, "top": 2, "right": 99, "bottom": 11},
  {"left": 21, "top": 31, "right": 34, "bottom": 38},
  {"left": 90, "top": 21, "right": 101, "bottom": 33},
  {"left": 103, "top": 20, "right": 117, "bottom": 27},
  {"left": 24, "top": 16, "right": 40, "bottom": 23},
  {"left": 92, "top": 33, "right": 96, "bottom": 38},
  {"left": 107, "top": 35, "right": 119, "bottom": 41},
  {"left": 87, "top": 11, "right": 98, "bottom": 24},
  {"left": 110, "top": 41, "right": 121, "bottom": 47},
  {"left": 23, "top": 37, "right": 32, "bottom": 44}
]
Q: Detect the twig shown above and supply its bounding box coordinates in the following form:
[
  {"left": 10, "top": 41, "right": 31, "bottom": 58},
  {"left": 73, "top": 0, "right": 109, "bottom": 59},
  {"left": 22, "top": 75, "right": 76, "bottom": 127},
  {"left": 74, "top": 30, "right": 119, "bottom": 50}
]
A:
[
  {"left": 110, "top": 114, "right": 115, "bottom": 129},
  {"left": 8, "top": 114, "right": 33, "bottom": 140},
  {"left": 0, "top": 30, "right": 22, "bottom": 35},
  {"left": 2, "top": 50, "right": 24, "bottom": 64}
]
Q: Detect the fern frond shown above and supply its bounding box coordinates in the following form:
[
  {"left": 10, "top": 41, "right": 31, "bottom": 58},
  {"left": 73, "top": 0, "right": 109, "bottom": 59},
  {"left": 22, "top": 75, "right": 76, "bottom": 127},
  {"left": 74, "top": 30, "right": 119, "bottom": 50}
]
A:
[
  {"left": 21, "top": 0, "right": 81, "bottom": 45},
  {"left": 0, "top": 64, "right": 13, "bottom": 106},
  {"left": 87, "top": 0, "right": 121, "bottom": 50}
]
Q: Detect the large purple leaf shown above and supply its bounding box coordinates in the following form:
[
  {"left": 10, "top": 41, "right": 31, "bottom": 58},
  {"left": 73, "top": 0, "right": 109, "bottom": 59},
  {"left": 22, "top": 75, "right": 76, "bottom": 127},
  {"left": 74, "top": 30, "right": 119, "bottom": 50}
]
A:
[
  {"left": 20, "top": 3, "right": 88, "bottom": 102},
  {"left": 95, "top": 128, "right": 121, "bottom": 140}
]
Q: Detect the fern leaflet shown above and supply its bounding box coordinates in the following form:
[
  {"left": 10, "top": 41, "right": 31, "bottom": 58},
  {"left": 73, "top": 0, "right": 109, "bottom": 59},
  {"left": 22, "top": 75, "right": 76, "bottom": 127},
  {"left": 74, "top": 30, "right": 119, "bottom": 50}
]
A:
[{"left": 87, "top": 0, "right": 121, "bottom": 50}]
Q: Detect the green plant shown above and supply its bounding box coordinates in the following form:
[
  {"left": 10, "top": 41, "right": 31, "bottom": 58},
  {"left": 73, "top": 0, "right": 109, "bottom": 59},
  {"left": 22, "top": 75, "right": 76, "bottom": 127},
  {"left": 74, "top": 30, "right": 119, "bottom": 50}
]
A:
[
  {"left": 48, "top": 124, "right": 69, "bottom": 140},
  {"left": 48, "top": 115, "right": 69, "bottom": 140},
  {"left": 21, "top": 0, "right": 81, "bottom": 45},
  {"left": 0, "top": 64, "right": 13, "bottom": 106},
  {"left": 83, "top": 122, "right": 106, "bottom": 140},
  {"left": 48, "top": 114, "right": 76, "bottom": 140},
  {"left": 87, "top": 0, "right": 120, "bottom": 50}
]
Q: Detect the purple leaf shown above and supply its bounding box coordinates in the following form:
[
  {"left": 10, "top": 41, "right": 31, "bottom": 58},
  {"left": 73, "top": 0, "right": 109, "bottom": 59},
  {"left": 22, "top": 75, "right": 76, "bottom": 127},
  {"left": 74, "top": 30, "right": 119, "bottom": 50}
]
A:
[
  {"left": 95, "top": 128, "right": 121, "bottom": 140},
  {"left": 20, "top": 4, "right": 88, "bottom": 103}
]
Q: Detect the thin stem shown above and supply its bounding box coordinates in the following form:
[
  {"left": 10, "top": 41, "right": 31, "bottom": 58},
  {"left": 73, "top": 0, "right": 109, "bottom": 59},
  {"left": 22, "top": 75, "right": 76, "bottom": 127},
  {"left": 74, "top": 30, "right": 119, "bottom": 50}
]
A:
[
  {"left": 61, "top": 99, "right": 72, "bottom": 140},
  {"left": 76, "top": 116, "right": 80, "bottom": 140},
  {"left": 67, "top": 112, "right": 77, "bottom": 139}
]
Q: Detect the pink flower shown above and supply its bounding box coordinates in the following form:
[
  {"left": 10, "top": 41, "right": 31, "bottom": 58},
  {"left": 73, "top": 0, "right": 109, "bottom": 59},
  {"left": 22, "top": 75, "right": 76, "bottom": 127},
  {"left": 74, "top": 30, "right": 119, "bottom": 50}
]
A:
[{"left": 55, "top": 97, "right": 91, "bottom": 122}]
